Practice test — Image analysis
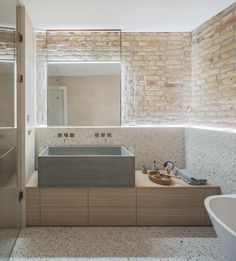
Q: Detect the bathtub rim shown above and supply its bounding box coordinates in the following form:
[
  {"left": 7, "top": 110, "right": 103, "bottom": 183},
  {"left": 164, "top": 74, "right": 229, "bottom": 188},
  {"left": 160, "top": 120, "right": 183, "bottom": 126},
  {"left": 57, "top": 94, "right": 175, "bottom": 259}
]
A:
[
  {"left": 204, "top": 194, "right": 236, "bottom": 237},
  {"left": 38, "top": 145, "right": 134, "bottom": 158}
]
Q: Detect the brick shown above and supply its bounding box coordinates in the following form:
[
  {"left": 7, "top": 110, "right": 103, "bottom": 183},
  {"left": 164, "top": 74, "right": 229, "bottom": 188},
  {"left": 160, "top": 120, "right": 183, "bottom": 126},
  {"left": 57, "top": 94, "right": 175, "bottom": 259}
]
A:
[
  {"left": 165, "top": 83, "right": 177, "bottom": 88},
  {"left": 191, "top": 3, "right": 236, "bottom": 125},
  {"left": 35, "top": 4, "right": 236, "bottom": 127}
]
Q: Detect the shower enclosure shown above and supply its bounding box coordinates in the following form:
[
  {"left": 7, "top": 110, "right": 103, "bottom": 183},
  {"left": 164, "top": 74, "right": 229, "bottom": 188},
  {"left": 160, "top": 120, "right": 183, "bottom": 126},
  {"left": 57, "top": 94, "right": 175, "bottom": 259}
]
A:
[{"left": 0, "top": 1, "right": 21, "bottom": 260}]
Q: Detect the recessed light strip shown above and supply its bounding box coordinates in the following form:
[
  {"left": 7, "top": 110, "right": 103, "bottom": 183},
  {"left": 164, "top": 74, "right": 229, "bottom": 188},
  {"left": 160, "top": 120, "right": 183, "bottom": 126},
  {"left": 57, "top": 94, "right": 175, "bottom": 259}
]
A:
[
  {"left": 47, "top": 61, "right": 121, "bottom": 64},
  {"left": 46, "top": 29, "right": 121, "bottom": 32}
]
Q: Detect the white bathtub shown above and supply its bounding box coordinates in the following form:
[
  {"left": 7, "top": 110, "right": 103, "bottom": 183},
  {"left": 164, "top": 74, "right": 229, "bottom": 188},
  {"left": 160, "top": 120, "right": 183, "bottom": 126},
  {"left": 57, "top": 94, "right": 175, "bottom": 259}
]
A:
[{"left": 205, "top": 194, "right": 236, "bottom": 261}]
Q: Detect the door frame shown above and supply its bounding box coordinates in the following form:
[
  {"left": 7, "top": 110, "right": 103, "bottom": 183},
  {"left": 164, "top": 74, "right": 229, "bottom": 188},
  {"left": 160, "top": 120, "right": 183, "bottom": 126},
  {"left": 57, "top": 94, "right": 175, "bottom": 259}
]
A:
[{"left": 47, "top": 86, "right": 68, "bottom": 126}]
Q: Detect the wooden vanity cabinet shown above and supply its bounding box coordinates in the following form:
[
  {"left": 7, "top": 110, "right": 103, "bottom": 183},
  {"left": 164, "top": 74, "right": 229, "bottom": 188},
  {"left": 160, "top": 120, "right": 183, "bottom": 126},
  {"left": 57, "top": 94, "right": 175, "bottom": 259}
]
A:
[
  {"left": 89, "top": 188, "right": 136, "bottom": 225},
  {"left": 136, "top": 187, "right": 219, "bottom": 225},
  {"left": 26, "top": 187, "right": 88, "bottom": 226},
  {"left": 26, "top": 171, "right": 220, "bottom": 226},
  {"left": 40, "top": 188, "right": 88, "bottom": 226},
  {"left": 26, "top": 188, "right": 40, "bottom": 225}
]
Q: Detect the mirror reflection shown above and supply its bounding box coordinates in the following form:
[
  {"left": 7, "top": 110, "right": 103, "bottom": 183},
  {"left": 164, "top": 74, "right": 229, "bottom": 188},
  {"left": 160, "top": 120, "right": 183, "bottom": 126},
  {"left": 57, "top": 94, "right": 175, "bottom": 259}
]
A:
[
  {"left": 47, "top": 62, "right": 121, "bottom": 126},
  {"left": 0, "top": 61, "right": 15, "bottom": 127}
]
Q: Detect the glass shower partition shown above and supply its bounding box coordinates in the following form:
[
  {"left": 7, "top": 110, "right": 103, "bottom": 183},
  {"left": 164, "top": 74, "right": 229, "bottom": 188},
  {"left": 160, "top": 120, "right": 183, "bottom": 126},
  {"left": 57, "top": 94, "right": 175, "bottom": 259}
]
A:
[{"left": 0, "top": 1, "right": 20, "bottom": 260}]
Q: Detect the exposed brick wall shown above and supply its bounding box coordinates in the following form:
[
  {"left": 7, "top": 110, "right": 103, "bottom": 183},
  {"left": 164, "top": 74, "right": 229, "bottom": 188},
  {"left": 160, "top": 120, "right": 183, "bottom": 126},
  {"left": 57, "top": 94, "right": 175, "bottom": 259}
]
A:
[
  {"left": 35, "top": 3, "right": 236, "bottom": 127},
  {"left": 36, "top": 31, "right": 191, "bottom": 126},
  {"left": 191, "top": 3, "right": 236, "bottom": 127},
  {"left": 122, "top": 32, "right": 191, "bottom": 125},
  {"left": 0, "top": 29, "right": 15, "bottom": 60},
  {"left": 46, "top": 31, "right": 121, "bottom": 62}
]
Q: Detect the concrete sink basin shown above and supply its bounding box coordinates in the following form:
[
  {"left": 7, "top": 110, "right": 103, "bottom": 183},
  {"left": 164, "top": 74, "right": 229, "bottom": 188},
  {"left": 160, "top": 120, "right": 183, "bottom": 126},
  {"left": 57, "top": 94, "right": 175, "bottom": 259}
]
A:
[{"left": 38, "top": 146, "right": 135, "bottom": 187}]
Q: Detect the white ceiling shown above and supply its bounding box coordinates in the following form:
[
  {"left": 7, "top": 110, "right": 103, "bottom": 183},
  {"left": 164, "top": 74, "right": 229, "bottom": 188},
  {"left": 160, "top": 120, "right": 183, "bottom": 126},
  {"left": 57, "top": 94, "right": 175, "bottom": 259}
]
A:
[
  {"left": 48, "top": 62, "right": 121, "bottom": 76},
  {"left": 20, "top": 0, "right": 235, "bottom": 32}
]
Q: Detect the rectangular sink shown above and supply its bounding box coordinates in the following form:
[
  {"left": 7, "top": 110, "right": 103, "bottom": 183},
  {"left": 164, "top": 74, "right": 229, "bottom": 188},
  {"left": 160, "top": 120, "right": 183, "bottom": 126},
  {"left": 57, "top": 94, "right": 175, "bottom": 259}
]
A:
[{"left": 38, "top": 146, "right": 135, "bottom": 187}]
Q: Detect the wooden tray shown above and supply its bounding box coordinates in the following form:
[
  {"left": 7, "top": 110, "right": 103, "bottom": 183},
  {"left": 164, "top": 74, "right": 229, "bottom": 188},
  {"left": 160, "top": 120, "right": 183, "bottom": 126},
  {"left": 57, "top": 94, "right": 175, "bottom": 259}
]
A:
[{"left": 148, "top": 170, "right": 172, "bottom": 185}]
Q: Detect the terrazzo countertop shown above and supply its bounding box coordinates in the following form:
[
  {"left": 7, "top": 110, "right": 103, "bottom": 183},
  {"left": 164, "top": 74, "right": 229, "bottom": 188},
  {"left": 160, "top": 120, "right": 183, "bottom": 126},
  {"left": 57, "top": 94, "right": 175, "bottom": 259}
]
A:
[{"left": 10, "top": 226, "right": 226, "bottom": 261}]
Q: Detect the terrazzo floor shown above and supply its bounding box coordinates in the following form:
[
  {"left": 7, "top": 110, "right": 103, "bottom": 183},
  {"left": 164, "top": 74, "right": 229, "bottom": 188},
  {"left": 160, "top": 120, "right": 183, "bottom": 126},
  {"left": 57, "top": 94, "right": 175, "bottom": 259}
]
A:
[
  {"left": 9, "top": 226, "right": 227, "bottom": 261},
  {"left": 0, "top": 228, "right": 19, "bottom": 261}
]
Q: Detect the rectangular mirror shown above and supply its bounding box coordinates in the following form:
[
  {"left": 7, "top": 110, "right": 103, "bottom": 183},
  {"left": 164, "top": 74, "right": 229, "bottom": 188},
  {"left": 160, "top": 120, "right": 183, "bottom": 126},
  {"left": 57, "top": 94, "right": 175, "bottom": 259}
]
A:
[
  {"left": 0, "top": 60, "right": 15, "bottom": 127},
  {"left": 47, "top": 62, "right": 121, "bottom": 126}
]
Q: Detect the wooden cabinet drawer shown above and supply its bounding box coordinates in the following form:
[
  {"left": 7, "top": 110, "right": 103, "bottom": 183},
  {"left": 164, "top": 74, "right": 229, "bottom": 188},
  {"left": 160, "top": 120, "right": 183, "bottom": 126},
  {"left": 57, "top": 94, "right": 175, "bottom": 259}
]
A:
[
  {"left": 137, "top": 188, "right": 206, "bottom": 207},
  {"left": 41, "top": 188, "right": 88, "bottom": 206},
  {"left": 41, "top": 206, "right": 88, "bottom": 226},
  {"left": 89, "top": 207, "right": 136, "bottom": 225},
  {"left": 137, "top": 206, "right": 205, "bottom": 225},
  {"left": 26, "top": 188, "right": 40, "bottom": 226},
  {"left": 137, "top": 187, "right": 220, "bottom": 226},
  {"left": 89, "top": 188, "right": 136, "bottom": 207}
]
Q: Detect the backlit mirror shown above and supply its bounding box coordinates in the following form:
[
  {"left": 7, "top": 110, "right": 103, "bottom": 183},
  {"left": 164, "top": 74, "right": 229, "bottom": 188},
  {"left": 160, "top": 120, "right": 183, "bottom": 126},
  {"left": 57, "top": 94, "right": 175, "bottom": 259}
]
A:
[{"left": 47, "top": 62, "right": 121, "bottom": 126}]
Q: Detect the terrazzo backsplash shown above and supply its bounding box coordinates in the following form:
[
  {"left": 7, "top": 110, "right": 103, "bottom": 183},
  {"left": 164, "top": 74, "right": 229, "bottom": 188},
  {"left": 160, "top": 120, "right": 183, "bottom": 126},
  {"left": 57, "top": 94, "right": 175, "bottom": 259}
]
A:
[
  {"left": 185, "top": 127, "right": 236, "bottom": 194},
  {"left": 35, "top": 127, "right": 185, "bottom": 170},
  {"left": 36, "top": 126, "right": 236, "bottom": 194}
]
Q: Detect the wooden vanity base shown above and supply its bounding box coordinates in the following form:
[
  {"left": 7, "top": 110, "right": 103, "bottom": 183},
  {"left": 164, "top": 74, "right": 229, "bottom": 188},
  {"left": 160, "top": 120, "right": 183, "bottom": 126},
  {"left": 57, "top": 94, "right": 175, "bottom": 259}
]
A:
[{"left": 26, "top": 171, "right": 220, "bottom": 226}]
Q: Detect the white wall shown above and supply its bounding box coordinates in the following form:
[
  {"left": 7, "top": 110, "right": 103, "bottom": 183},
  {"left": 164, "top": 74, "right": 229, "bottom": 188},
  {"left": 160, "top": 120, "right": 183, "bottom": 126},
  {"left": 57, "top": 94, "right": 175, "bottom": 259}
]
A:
[
  {"left": 17, "top": 6, "right": 36, "bottom": 226},
  {"left": 48, "top": 74, "right": 120, "bottom": 126},
  {"left": 24, "top": 7, "right": 36, "bottom": 184}
]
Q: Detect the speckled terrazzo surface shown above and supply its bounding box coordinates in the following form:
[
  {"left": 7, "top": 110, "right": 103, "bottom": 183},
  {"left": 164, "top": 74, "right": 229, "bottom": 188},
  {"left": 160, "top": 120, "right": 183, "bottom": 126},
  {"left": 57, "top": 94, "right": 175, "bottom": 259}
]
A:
[
  {"left": 36, "top": 127, "right": 185, "bottom": 170},
  {"left": 185, "top": 128, "right": 236, "bottom": 194},
  {"left": 10, "top": 226, "right": 226, "bottom": 261},
  {"left": 0, "top": 228, "right": 19, "bottom": 261}
]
